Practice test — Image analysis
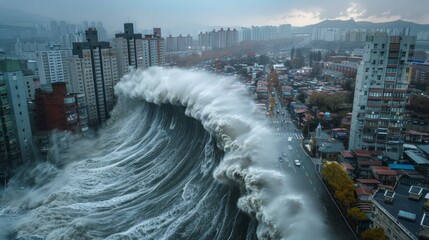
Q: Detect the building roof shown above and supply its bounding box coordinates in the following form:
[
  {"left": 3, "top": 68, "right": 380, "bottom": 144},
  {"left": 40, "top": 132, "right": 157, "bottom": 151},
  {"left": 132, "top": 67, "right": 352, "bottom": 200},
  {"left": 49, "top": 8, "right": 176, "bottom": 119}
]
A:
[
  {"left": 404, "top": 150, "right": 429, "bottom": 165},
  {"left": 318, "top": 141, "right": 345, "bottom": 153},
  {"left": 340, "top": 150, "right": 354, "bottom": 158},
  {"left": 417, "top": 145, "right": 429, "bottom": 156},
  {"left": 341, "top": 163, "right": 355, "bottom": 171},
  {"left": 388, "top": 164, "right": 415, "bottom": 171},
  {"left": 356, "top": 178, "right": 381, "bottom": 184},
  {"left": 353, "top": 149, "right": 384, "bottom": 158},
  {"left": 406, "top": 130, "right": 429, "bottom": 136},
  {"left": 357, "top": 160, "right": 382, "bottom": 166},
  {"left": 372, "top": 166, "right": 397, "bottom": 176},
  {"left": 372, "top": 184, "right": 427, "bottom": 239},
  {"left": 355, "top": 186, "right": 372, "bottom": 196}
]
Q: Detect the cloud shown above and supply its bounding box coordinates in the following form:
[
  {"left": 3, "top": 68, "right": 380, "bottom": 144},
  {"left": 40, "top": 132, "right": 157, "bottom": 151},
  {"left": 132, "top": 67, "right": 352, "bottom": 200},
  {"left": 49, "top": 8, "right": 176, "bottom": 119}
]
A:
[{"left": 273, "top": 9, "right": 323, "bottom": 26}]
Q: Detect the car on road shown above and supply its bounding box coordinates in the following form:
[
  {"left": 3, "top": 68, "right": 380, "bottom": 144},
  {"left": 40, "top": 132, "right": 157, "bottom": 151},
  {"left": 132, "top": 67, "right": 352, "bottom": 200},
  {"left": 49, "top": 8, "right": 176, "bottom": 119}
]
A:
[
  {"left": 288, "top": 137, "right": 292, "bottom": 142},
  {"left": 294, "top": 160, "right": 301, "bottom": 166},
  {"left": 288, "top": 145, "right": 292, "bottom": 150},
  {"left": 278, "top": 157, "right": 283, "bottom": 162}
]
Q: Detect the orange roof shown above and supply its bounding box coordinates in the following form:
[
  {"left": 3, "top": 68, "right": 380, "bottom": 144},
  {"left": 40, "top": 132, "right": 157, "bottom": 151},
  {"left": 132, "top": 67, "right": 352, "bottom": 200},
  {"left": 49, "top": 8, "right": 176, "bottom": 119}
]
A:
[
  {"left": 353, "top": 149, "right": 383, "bottom": 157},
  {"left": 355, "top": 186, "right": 372, "bottom": 196},
  {"left": 341, "top": 163, "right": 354, "bottom": 170},
  {"left": 372, "top": 167, "right": 397, "bottom": 176},
  {"left": 356, "top": 178, "right": 380, "bottom": 184},
  {"left": 340, "top": 150, "right": 354, "bottom": 158},
  {"left": 357, "top": 160, "right": 382, "bottom": 166}
]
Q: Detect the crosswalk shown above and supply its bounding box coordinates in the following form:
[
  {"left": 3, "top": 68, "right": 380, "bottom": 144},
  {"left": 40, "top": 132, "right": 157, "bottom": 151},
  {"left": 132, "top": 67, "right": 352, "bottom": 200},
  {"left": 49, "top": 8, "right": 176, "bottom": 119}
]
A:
[{"left": 270, "top": 132, "right": 304, "bottom": 139}]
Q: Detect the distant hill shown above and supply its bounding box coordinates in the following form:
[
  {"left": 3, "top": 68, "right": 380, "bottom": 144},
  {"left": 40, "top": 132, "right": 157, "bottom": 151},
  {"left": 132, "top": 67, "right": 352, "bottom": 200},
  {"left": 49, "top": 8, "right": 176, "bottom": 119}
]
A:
[
  {"left": 293, "top": 19, "right": 429, "bottom": 35},
  {"left": 0, "top": 7, "right": 51, "bottom": 26}
]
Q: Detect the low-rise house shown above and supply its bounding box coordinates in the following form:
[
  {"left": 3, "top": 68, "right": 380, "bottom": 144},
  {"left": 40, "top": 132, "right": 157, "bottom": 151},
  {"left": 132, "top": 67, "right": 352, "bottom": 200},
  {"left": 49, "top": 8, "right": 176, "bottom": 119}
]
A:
[{"left": 371, "top": 166, "right": 398, "bottom": 187}]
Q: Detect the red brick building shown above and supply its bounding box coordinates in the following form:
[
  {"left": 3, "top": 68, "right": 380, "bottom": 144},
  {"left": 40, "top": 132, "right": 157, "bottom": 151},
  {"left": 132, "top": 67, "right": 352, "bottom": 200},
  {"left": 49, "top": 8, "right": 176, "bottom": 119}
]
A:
[{"left": 35, "top": 82, "right": 81, "bottom": 132}]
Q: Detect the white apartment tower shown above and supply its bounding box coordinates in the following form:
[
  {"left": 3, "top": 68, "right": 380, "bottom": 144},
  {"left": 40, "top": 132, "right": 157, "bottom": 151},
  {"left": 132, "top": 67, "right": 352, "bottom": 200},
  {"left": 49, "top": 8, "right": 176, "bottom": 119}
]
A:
[
  {"left": 143, "top": 28, "right": 165, "bottom": 67},
  {"left": 70, "top": 28, "right": 118, "bottom": 126},
  {"left": 112, "top": 23, "right": 145, "bottom": 77},
  {"left": 349, "top": 33, "right": 416, "bottom": 161},
  {"left": 113, "top": 24, "right": 165, "bottom": 77},
  {"left": 36, "top": 45, "right": 72, "bottom": 88}
]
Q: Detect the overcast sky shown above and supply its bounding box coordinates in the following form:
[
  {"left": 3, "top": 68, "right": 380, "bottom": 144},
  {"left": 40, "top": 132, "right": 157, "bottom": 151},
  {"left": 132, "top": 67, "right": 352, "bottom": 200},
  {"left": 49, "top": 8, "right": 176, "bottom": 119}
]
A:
[{"left": 1, "top": 0, "right": 429, "bottom": 35}]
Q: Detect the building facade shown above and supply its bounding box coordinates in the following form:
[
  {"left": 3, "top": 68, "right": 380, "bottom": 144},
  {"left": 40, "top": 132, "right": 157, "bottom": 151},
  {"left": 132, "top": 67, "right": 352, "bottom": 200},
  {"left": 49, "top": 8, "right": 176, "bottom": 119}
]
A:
[
  {"left": 143, "top": 28, "right": 165, "bottom": 67},
  {"left": 70, "top": 28, "right": 118, "bottom": 127},
  {"left": 0, "top": 59, "right": 35, "bottom": 166},
  {"left": 198, "top": 28, "right": 238, "bottom": 49},
  {"left": 35, "top": 82, "right": 87, "bottom": 133},
  {"left": 166, "top": 34, "right": 193, "bottom": 52},
  {"left": 349, "top": 33, "right": 416, "bottom": 161},
  {"left": 112, "top": 23, "right": 145, "bottom": 77},
  {"left": 0, "top": 69, "right": 20, "bottom": 180},
  {"left": 36, "top": 46, "right": 72, "bottom": 88}
]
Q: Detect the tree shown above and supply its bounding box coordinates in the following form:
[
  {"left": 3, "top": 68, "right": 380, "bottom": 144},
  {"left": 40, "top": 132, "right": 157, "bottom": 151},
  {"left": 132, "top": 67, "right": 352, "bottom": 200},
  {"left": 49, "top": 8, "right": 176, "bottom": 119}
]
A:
[
  {"left": 259, "top": 55, "right": 270, "bottom": 65},
  {"left": 361, "top": 228, "right": 385, "bottom": 240},
  {"left": 296, "top": 93, "right": 305, "bottom": 103},
  {"left": 321, "top": 161, "right": 356, "bottom": 208},
  {"left": 348, "top": 207, "right": 367, "bottom": 221}
]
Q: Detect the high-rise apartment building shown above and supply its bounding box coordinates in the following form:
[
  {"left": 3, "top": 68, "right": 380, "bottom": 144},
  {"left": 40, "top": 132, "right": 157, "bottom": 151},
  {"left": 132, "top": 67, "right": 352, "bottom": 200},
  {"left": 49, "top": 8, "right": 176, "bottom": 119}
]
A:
[
  {"left": 166, "top": 34, "right": 193, "bottom": 52},
  {"left": 113, "top": 23, "right": 145, "bottom": 77},
  {"left": 70, "top": 28, "right": 118, "bottom": 126},
  {"left": 0, "top": 68, "right": 20, "bottom": 180},
  {"left": 143, "top": 28, "right": 165, "bottom": 67},
  {"left": 198, "top": 28, "right": 238, "bottom": 49},
  {"left": 36, "top": 45, "right": 72, "bottom": 89},
  {"left": 349, "top": 33, "right": 416, "bottom": 161},
  {"left": 0, "top": 58, "right": 35, "bottom": 165},
  {"left": 113, "top": 24, "right": 165, "bottom": 77}
]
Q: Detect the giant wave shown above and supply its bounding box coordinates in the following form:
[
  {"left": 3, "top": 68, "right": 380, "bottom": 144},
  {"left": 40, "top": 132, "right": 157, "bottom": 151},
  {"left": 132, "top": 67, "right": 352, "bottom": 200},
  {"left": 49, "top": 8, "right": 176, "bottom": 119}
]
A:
[{"left": 0, "top": 67, "right": 325, "bottom": 239}]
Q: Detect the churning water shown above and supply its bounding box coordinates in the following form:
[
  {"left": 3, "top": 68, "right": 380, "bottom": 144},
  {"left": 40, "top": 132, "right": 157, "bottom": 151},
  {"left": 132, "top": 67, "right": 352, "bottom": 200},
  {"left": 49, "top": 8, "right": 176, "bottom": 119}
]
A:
[{"left": 0, "top": 67, "right": 324, "bottom": 239}]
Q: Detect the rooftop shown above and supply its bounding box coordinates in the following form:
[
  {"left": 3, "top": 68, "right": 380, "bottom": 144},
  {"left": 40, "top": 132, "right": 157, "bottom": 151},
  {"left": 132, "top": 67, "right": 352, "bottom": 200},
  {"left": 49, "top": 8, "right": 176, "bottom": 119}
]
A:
[
  {"left": 417, "top": 145, "right": 429, "bottom": 156},
  {"left": 340, "top": 150, "right": 354, "bottom": 159},
  {"left": 404, "top": 150, "right": 429, "bottom": 165},
  {"left": 372, "top": 166, "right": 397, "bottom": 176},
  {"left": 356, "top": 186, "right": 372, "bottom": 196},
  {"left": 353, "top": 149, "right": 384, "bottom": 158},
  {"left": 388, "top": 164, "right": 415, "bottom": 171},
  {"left": 356, "top": 178, "right": 381, "bottom": 185},
  {"left": 372, "top": 183, "right": 427, "bottom": 239}
]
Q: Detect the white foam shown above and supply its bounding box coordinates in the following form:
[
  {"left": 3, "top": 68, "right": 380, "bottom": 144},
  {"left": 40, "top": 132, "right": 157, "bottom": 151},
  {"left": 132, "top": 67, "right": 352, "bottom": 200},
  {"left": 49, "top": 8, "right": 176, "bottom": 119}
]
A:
[{"left": 115, "top": 67, "right": 326, "bottom": 239}]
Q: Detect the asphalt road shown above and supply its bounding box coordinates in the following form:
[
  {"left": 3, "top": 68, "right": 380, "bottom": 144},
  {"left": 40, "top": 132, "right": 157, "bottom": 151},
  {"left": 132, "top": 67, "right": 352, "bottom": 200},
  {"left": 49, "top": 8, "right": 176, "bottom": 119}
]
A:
[{"left": 270, "top": 100, "right": 358, "bottom": 240}]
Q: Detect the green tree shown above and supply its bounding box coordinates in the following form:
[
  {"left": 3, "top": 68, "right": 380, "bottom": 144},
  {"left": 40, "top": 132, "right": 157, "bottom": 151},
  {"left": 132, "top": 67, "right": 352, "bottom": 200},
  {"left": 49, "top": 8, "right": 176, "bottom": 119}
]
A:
[
  {"left": 361, "top": 228, "right": 385, "bottom": 240},
  {"left": 259, "top": 55, "right": 271, "bottom": 65},
  {"left": 296, "top": 93, "right": 305, "bottom": 103}
]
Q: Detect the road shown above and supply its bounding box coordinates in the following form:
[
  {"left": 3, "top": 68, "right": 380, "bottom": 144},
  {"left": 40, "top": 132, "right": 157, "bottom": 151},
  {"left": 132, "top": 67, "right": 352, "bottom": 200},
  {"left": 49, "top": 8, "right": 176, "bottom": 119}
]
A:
[{"left": 270, "top": 99, "right": 358, "bottom": 240}]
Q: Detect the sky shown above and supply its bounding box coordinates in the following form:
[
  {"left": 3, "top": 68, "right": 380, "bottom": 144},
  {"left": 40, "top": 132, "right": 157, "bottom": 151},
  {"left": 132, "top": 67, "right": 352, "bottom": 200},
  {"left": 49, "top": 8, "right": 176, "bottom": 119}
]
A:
[{"left": 1, "top": 0, "right": 429, "bottom": 35}]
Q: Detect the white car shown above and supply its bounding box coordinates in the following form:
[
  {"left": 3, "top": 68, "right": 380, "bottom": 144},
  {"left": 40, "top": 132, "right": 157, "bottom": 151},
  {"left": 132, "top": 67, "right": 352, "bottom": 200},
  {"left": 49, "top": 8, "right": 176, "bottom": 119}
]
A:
[
  {"left": 288, "top": 137, "right": 292, "bottom": 142},
  {"left": 294, "top": 160, "right": 301, "bottom": 166},
  {"left": 288, "top": 145, "right": 292, "bottom": 150}
]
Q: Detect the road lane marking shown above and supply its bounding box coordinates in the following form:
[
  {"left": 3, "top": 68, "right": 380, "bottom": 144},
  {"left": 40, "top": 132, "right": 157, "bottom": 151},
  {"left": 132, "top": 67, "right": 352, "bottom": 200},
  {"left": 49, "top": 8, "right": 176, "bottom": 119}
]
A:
[
  {"left": 309, "top": 179, "right": 313, "bottom": 184},
  {"left": 313, "top": 187, "right": 317, "bottom": 192},
  {"left": 323, "top": 206, "right": 328, "bottom": 213},
  {"left": 305, "top": 172, "right": 309, "bottom": 176}
]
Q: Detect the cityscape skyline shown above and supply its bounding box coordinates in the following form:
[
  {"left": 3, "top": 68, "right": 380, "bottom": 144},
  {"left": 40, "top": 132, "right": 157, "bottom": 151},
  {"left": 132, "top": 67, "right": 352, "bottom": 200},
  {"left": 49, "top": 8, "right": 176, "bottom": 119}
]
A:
[{"left": 1, "top": 0, "right": 429, "bottom": 36}]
